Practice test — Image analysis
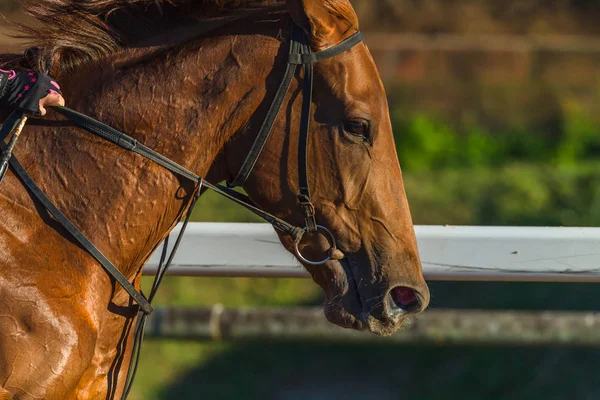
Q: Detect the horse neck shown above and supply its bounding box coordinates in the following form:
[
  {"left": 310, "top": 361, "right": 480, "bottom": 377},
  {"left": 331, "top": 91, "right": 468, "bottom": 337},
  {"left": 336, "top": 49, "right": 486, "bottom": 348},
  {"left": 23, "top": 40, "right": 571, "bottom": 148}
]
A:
[
  {"left": 19, "top": 16, "right": 286, "bottom": 282},
  {"left": 69, "top": 22, "right": 286, "bottom": 179}
]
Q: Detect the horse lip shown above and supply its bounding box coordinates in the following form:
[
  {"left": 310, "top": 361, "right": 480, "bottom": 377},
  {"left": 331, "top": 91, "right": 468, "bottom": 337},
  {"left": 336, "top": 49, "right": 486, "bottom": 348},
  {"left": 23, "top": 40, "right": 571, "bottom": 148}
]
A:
[
  {"left": 339, "top": 256, "right": 366, "bottom": 318},
  {"left": 340, "top": 255, "right": 406, "bottom": 334},
  {"left": 328, "top": 256, "right": 396, "bottom": 333}
]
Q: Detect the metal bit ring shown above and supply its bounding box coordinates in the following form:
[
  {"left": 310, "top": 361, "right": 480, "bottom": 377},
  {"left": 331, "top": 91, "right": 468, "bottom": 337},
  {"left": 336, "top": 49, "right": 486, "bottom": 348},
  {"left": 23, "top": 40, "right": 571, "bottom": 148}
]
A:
[{"left": 294, "top": 225, "right": 338, "bottom": 266}]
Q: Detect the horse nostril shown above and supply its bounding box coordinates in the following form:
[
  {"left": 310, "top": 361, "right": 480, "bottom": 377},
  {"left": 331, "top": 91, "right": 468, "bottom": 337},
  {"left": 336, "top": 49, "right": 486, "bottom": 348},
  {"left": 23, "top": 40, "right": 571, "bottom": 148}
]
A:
[{"left": 389, "top": 286, "right": 422, "bottom": 314}]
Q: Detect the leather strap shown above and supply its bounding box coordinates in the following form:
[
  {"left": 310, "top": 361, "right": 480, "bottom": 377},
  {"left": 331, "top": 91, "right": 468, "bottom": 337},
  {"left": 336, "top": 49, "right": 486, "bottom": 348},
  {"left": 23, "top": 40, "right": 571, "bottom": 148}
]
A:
[
  {"left": 0, "top": 112, "right": 27, "bottom": 184},
  {"left": 53, "top": 107, "right": 198, "bottom": 182},
  {"left": 288, "top": 31, "right": 364, "bottom": 65},
  {"left": 51, "top": 106, "right": 305, "bottom": 242},
  {"left": 5, "top": 151, "right": 153, "bottom": 314},
  {"left": 204, "top": 181, "right": 305, "bottom": 242},
  {"left": 122, "top": 184, "right": 201, "bottom": 399},
  {"left": 0, "top": 110, "right": 22, "bottom": 142},
  {"left": 227, "top": 29, "right": 300, "bottom": 188},
  {"left": 226, "top": 26, "right": 364, "bottom": 235},
  {"left": 296, "top": 29, "right": 318, "bottom": 233}
]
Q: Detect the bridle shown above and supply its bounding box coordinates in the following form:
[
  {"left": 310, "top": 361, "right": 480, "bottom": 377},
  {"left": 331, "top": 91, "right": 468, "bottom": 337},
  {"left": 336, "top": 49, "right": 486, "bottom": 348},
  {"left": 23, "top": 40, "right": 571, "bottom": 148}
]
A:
[
  {"left": 228, "top": 25, "right": 364, "bottom": 265},
  {"left": 0, "top": 23, "right": 364, "bottom": 398}
]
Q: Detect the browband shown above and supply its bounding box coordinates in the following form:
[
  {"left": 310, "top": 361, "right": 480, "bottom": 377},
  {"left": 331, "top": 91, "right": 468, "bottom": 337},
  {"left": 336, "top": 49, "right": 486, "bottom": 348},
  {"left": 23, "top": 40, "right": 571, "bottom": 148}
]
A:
[{"left": 288, "top": 32, "right": 364, "bottom": 65}]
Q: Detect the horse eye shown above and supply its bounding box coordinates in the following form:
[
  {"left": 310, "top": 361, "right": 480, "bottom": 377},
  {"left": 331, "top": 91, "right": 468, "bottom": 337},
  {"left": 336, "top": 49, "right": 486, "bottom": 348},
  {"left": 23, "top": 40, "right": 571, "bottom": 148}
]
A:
[{"left": 343, "top": 120, "right": 370, "bottom": 141}]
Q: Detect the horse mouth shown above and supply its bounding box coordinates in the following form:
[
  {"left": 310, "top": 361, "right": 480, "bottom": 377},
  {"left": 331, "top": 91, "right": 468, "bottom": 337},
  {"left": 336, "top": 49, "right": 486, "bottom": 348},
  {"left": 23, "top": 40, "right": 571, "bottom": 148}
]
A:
[{"left": 321, "top": 257, "right": 405, "bottom": 336}]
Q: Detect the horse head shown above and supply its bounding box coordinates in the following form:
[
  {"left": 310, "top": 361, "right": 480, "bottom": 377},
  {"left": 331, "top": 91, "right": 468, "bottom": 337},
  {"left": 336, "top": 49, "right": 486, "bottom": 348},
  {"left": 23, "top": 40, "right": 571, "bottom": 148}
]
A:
[{"left": 233, "top": 0, "right": 430, "bottom": 336}]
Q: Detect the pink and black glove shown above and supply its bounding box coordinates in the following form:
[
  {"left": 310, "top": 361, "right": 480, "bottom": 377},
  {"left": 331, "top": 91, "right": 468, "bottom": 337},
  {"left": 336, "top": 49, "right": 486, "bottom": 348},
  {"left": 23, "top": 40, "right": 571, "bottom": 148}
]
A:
[{"left": 0, "top": 70, "right": 62, "bottom": 116}]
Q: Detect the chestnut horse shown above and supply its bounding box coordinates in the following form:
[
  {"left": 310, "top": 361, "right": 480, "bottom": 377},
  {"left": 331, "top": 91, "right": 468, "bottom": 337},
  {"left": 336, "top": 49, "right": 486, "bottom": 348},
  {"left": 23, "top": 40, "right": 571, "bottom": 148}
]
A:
[{"left": 0, "top": 0, "right": 429, "bottom": 398}]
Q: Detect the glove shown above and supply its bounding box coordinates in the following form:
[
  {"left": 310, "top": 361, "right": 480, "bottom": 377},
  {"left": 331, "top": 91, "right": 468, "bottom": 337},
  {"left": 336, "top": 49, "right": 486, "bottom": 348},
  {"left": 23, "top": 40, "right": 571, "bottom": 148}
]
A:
[{"left": 0, "top": 70, "right": 63, "bottom": 116}]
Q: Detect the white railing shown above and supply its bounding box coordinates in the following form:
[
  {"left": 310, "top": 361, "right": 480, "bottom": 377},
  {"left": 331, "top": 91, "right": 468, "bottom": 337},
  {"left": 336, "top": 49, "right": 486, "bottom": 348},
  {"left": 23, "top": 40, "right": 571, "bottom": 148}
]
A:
[{"left": 145, "top": 223, "right": 600, "bottom": 282}]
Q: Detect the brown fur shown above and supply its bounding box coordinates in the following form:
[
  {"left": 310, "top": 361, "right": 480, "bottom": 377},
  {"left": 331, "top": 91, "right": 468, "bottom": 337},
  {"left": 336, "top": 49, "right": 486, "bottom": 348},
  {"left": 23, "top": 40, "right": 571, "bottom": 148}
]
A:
[
  {"left": 9, "top": 0, "right": 357, "bottom": 73},
  {"left": 0, "top": 0, "right": 427, "bottom": 398}
]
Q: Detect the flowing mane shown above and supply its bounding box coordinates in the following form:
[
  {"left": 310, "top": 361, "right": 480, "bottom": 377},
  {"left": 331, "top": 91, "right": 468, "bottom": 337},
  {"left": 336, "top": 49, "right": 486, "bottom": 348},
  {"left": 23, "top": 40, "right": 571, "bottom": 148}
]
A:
[{"left": 3, "top": 0, "right": 358, "bottom": 74}]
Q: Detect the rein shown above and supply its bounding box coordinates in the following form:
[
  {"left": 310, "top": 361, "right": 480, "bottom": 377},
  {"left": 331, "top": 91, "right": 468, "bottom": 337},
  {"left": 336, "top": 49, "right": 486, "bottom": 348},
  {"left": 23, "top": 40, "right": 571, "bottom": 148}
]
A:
[{"left": 0, "top": 24, "right": 363, "bottom": 399}]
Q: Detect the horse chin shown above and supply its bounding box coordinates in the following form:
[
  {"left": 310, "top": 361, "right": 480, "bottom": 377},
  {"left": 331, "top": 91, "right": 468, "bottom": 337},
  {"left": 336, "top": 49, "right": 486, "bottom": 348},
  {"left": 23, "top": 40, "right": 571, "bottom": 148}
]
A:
[
  {"left": 318, "top": 258, "right": 405, "bottom": 337},
  {"left": 362, "top": 314, "right": 407, "bottom": 337}
]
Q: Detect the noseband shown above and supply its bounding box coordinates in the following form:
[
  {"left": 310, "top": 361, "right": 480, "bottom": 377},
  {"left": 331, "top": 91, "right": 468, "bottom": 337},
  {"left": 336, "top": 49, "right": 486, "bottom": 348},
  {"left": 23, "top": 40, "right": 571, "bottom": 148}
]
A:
[{"left": 0, "top": 23, "right": 364, "bottom": 398}]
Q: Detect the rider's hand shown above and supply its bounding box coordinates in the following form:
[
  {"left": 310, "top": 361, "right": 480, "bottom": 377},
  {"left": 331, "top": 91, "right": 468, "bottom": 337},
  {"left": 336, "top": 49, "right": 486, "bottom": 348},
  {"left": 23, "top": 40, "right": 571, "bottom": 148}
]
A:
[
  {"left": 39, "top": 87, "right": 65, "bottom": 116},
  {"left": 0, "top": 70, "right": 64, "bottom": 116}
]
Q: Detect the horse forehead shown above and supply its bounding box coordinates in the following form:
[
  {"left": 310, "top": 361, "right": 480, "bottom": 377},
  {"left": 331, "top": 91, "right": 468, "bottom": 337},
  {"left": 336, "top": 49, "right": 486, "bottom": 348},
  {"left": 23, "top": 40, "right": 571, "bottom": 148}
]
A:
[{"left": 318, "top": 45, "right": 385, "bottom": 107}]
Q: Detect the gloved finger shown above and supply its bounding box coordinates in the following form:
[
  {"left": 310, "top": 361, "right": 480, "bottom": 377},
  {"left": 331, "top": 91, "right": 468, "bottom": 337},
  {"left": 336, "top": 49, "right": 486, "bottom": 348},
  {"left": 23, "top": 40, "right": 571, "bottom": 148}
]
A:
[
  {"left": 40, "top": 92, "right": 65, "bottom": 107},
  {"left": 38, "top": 93, "right": 65, "bottom": 116}
]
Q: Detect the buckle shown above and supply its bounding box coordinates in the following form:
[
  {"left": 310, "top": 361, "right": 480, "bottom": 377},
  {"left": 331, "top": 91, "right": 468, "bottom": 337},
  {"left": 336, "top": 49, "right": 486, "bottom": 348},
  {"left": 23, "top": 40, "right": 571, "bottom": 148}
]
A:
[{"left": 299, "top": 201, "right": 315, "bottom": 217}]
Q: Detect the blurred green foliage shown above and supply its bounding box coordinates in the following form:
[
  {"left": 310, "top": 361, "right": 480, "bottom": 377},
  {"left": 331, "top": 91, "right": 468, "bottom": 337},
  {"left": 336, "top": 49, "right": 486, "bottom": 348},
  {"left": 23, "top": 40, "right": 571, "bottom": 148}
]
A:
[
  {"left": 405, "top": 162, "right": 600, "bottom": 227},
  {"left": 392, "top": 109, "right": 600, "bottom": 172}
]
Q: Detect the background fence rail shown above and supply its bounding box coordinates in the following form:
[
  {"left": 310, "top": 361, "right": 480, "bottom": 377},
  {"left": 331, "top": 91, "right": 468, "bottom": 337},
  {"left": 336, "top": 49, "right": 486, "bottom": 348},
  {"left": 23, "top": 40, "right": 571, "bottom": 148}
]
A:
[
  {"left": 145, "top": 223, "right": 600, "bottom": 282},
  {"left": 145, "top": 307, "right": 600, "bottom": 346}
]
